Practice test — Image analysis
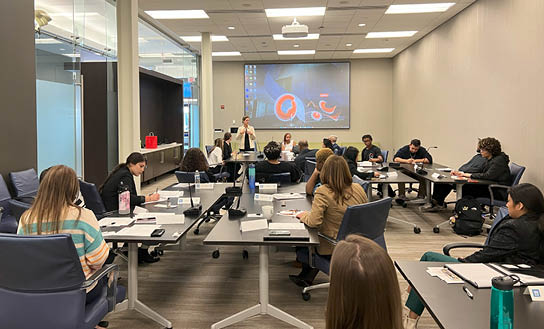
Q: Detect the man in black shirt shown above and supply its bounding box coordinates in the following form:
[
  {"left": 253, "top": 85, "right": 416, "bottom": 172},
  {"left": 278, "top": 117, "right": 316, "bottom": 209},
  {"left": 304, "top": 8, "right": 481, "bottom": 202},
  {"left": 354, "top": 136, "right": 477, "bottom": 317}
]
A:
[
  {"left": 361, "top": 134, "right": 383, "bottom": 163},
  {"left": 255, "top": 141, "right": 301, "bottom": 183},
  {"left": 294, "top": 139, "right": 317, "bottom": 173},
  {"left": 394, "top": 139, "right": 433, "bottom": 199}
]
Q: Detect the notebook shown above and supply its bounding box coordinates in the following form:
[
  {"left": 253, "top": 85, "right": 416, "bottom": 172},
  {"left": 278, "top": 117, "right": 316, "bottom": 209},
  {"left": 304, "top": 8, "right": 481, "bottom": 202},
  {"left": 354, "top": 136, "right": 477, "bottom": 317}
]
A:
[{"left": 445, "top": 263, "right": 544, "bottom": 288}]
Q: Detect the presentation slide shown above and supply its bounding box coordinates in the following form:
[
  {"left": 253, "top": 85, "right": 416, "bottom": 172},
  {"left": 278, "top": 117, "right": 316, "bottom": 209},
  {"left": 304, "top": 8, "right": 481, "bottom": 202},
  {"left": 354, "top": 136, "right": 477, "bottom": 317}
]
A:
[{"left": 244, "top": 63, "right": 350, "bottom": 129}]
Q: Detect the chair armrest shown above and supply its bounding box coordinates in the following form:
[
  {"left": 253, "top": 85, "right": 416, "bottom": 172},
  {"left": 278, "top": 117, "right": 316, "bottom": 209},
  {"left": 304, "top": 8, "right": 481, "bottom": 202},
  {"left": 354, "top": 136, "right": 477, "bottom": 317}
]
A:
[
  {"left": 487, "top": 184, "right": 510, "bottom": 212},
  {"left": 318, "top": 232, "right": 337, "bottom": 246},
  {"left": 81, "top": 264, "right": 119, "bottom": 312},
  {"left": 443, "top": 242, "right": 485, "bottom": 256}
]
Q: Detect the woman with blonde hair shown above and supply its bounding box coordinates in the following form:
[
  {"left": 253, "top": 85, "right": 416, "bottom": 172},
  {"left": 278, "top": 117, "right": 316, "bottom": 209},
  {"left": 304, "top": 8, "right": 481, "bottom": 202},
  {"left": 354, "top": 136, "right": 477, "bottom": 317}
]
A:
[
  {"left": 326, "top": 235, "right": 403, "bottom": 329},
  {"left": 18, "top": 165, "right": 110, "bottom": 329},
  {"left": 290, "top": 155, "right": 368, "bottom": 287}
]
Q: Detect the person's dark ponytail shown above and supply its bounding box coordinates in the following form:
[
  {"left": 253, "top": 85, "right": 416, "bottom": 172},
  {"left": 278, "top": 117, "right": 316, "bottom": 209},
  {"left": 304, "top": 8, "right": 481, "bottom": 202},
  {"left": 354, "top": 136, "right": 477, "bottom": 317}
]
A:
[
  {"left": 509, "top": 183, "right": 544, "bottom": 233},
  {"left": 99, "top": 152, "right": 146, "bottom": 192}
]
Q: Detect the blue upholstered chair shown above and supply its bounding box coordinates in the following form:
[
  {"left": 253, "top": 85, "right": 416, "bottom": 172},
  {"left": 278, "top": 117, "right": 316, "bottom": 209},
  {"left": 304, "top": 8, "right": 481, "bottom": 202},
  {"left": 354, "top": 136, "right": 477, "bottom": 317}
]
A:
[
  {"left": 175, "top": 171, "right": 211, "bottom": 183},
  {"left": 9, "top": 168, "right": 39, "bottom": 198},
  {"left": 352, "top": 175, "right": 370, "bottom": 195},
  {"left": 79, "top": 180, "right": 112, "bottom": 219},
  {"left": 381, "top": 149, "right": 389, "bottom": 162},
  {"left": 268, "top": 172, "right": 291, "bottom": 184},
  {"left": 304, "top": 160, "right": 316, "bottom": 182},
  {"left": 296, "top": 197, "right": 392, "bottom": 301},
  {"left": 0, "top": 175, "right": 18, "bottom": 234},
  {"left": 0, "top": 233, "right": 120, "bottom": 329},
  {"left": 476, "top": 162, "right": 525, "bottom": 217}
]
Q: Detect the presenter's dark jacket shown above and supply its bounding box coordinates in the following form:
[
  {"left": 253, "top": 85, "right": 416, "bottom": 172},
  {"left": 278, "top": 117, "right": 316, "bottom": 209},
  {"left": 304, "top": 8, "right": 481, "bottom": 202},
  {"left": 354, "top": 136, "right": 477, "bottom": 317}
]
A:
[
  {"left": 100, "top": 166, "right": 145, "bottom": 212},
  {"left": 294, "top": 148, "right": 317, "bottom": 173},
  {"left": 223, "top": 141, "right": 233, "bottom": 161},
  {"left": 255, "top": 161, "right": 301, "bottom": 183},
  {"left": 394, "top": 145, "right": 433, "bottom": 164},
  {"left": 461, "top": 214, "right": 543, "bottom": 265},
  {"left": 361, "top": 145, "right": 382, "bottom": 162}
]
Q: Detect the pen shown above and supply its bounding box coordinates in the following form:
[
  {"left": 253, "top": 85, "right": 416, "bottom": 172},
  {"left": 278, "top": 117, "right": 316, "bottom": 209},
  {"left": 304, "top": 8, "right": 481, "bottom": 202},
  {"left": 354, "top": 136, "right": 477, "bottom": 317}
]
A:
[{"left": 462, "top": 285, "right": 473, "bottom": 299}]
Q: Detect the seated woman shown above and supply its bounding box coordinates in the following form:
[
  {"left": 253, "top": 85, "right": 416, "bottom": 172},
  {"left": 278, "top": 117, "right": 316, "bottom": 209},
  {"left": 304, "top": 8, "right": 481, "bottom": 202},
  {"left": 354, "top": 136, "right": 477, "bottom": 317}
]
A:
[
  {"left": 404, "top": 183, "right": 544, "bottom": 329},
  {"left": 343, "top": 146, "right": 378, "bottom": 180},
  {"left": 327, "top": 235, "right": 403, "bottom": 329},
  {"left": 281, "top": 132, "right": 296, "bottom": 152},
  {"left": 305, "top": 148, "right": 334, "bottom": 195},
  {"left": 428, "top": 137, "right": 511, "bottom": 210},
  {"left": 181, "top": 148, "right": 217, "bottom": 182},
  {"left": 322, "top": 138, "right": 334, "bottom": 152},
  {"left": 18, "top": 165, "right": 111, "bottom": 329},
  {"left": 255, "top": 141, "right": 301, "bottom": 183},
  {"left": 207, "top": 138, "right": 224, "bottom": 175},
  {"left": 290, "top": 155, "right": 368, "bottom": 286}
]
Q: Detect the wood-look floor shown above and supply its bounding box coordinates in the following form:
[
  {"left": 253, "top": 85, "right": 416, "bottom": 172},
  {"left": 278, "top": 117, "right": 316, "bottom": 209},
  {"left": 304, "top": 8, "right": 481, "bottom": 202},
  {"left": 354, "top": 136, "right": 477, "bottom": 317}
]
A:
[{"left": 104, "top": 174, "right": 486, "bottom": 329}]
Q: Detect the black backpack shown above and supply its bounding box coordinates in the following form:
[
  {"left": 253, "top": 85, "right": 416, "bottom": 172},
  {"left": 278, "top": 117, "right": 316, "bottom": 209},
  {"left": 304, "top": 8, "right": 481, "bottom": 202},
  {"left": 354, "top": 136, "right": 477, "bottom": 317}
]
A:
[{"left": 453, "top": 197, "right": 483, "bottom": 236}]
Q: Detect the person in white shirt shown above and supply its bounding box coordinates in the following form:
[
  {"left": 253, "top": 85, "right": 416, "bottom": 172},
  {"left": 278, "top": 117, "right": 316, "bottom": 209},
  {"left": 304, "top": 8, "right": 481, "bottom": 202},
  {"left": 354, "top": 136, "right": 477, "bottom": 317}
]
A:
[
  {"left": 236, "top": 115, "right": 256, "bottom": 151},
  {"left": 207, "top": 138, "right": 224, "bottom": 169},
  {"left": 281, "top": 132, "right": 297, "bottom": 152}
]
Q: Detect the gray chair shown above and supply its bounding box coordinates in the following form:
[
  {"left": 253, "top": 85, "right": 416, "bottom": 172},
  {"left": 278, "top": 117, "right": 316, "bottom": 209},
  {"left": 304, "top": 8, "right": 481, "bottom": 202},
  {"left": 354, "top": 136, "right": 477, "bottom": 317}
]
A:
[
  {"left": 79, "top": 180, "right": 114, "bottom": 219},
  {"left": 9, "top": 168, "right": 39, "bottom": 198},
  {"left": 352, "top": 175, "right": 370, "bottom": 195},
  {"left": 0, "top": 233, "right": 119, "bottom": 329},
  {"left": 0, "top": 175, "right": 17, "bottom": 234},
  {"left": 304, "top": 160, "right": 316, "bottom": 182},
  {"left": 296, "top": 197, "right": 392, "bottom": 301},
  {"left": 381, "top": 150, "right": 389, "bottom": 162}
]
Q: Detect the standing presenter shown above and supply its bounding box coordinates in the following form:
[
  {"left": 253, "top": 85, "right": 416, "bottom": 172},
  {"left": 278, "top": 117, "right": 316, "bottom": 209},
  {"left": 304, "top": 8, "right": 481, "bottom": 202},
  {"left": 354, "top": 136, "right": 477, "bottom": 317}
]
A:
[{"left": 236, "top": 115, "right": 257, "bottom": 151}]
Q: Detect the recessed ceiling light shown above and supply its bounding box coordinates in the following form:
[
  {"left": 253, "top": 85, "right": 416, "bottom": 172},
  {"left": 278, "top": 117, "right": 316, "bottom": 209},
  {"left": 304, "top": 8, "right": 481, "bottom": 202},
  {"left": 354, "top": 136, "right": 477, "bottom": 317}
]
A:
[
  {"left": 366, "top": 31, "right": 417, "bottom": 38},
  {"left": 180, "top": 35, "right": 229, "bottom": 42},
  {"left": 353, "top": 48, "right": 395, "bottom": 53},
  {"left": 278, "top": 50, "right": 316, "bottom": 55},
  {"left": 346, "top": 43, "right": 352, "bottom": 47},
  {"left": 358, "top": 23, "right": 366, "bottom": 27},
  {"left": 227, "top": 26, "right": 236, "bottom": 30},
  {"left": 212, "top": 51, "right": 241, "bottom": 56},
  {"left": 265, "top": 7, "right": 326, "bottom": 17},
  {"left": 145, "top": 10, "right": 209, "bottom": 19},
  {"left": 62, "top": 53, "right": 81, "bottom": 57},
  {"left": 293, "top": 44, "right": 300, "bottom": 48},
  {"left": 272, "top": 34, "right": 319, "bottom": 40},
  {"left": 386, "top": 3, "right": 455, "bottom": 14},
  {"left": 35, "top": 38, "right": 62, "bottom": 44}
]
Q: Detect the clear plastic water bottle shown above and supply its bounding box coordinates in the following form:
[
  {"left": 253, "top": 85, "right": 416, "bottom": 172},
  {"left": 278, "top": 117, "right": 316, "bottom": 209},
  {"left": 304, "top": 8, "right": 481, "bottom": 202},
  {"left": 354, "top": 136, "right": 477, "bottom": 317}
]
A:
[
  {"left": 118, "top": 181, "right": 130, "bottom": 215},
  {"left": 248, "top": 163, "right": 256, "bottom": 189},
  {"left": 490, "top": 276, "right": 515, "bottom": 329},
  {"left": 194, "top": 170, "right": 201, "bottom": 189}
]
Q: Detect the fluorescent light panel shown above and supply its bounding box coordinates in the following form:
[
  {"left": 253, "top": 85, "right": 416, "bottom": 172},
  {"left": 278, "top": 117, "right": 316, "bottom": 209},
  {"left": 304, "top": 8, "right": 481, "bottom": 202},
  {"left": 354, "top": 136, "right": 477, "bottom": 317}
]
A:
[
  {"left": 386, "top": 3, "right": 455, "bottom": 14},
  {"left": 62, "top": 53, "right": 80, "bottom": 57},
  {"left": 272, "top": 34, "right": 319, "bottom": 40},
  {"left": 366, "top": 31, "right": 417, "bottom": 38},
  {"left": 139, "top": 53, "right": 183, "bottom": 58},
  {"left": 265, "top": 7, "right": 325, "bottom": 17},
  {"left": 353, "top": 48, "right": 395, "bottom": 54},
  {"left": 277, "top": 50, "right": 315, "bottom": 55},
  {"left": 145, "top": 10, "right": 209, "bottom": 19},
  {"left": 35, "top": 38, "right": 62, "bottom": 44},
  {"left": 212, "top": 51, "right": 241, "bottom": 56},
  {"left": 180, "top": 35, "right": 229, "bottom": 42}
]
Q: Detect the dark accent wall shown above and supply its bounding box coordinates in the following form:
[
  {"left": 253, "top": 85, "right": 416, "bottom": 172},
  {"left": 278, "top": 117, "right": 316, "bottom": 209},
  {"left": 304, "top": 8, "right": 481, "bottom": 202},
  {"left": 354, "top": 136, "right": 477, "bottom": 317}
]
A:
[
  {"left": 139, "top": 68, "right": 183, "bottom": 145},
  {"left": 0, "top": 0, "right": 37, "bottom": 188}
]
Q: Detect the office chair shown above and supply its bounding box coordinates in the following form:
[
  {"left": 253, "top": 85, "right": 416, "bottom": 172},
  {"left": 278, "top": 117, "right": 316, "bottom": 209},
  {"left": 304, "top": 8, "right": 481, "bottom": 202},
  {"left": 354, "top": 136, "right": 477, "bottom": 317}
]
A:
[
  {"left": 304, "top": 160, "right": 316, "bottom": 182},
  {"left": 175, "top": 170, "right": 211, "bottom": 183},
  {"left": 8, "top": 199, "right": 30, "bottom": 222},
  {"left": 0, "top": 233, "right": 120, "bottom": 329},
  {"left": 443, "top": 207, "right": 508, "bottom": 256},
  {"left": 205, "top": 145, "right": 214, "bottom": 155},
  {"left": 9, "top": 168, "right": 39, "bottom": 198},
  {"left": 78, "top": 180, "right": 117, "bottom": 220},
  {"left": 296, "top": 197, "right": 391, "bottom": 301},
  {"left": 0, "top": 175, "right": 17, "bottom": 234},
  {"left": 352, "top": 175, "right": 370, "bottom": 195},
  {"left": 381, "top": 150, "right": 389, "bottom": 162},
  {"left": 268, "top": 172, "right": 292, "bottom": 184}
]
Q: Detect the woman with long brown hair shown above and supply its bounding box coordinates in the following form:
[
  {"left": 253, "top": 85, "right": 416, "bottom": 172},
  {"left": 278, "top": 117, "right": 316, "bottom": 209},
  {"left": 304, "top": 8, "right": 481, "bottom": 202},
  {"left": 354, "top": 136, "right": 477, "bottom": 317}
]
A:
[
  {"left": 18, "top": 165, "right": 111, "bottom": 329},
  {"left": 181, "top": 147, "right": 217, "bottom": 182},
  {"left": 326, "top": 235, "right": 403, "bottom": 329},
  {"left": 291, "top": 155, "right": 368, "bottom": 286}
]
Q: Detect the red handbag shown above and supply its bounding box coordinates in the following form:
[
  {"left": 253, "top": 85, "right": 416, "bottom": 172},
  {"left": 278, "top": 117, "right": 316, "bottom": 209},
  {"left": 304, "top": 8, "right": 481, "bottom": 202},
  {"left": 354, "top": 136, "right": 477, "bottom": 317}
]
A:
[{"left": 145, "top": 132, "right": 158, "bottom": 149}]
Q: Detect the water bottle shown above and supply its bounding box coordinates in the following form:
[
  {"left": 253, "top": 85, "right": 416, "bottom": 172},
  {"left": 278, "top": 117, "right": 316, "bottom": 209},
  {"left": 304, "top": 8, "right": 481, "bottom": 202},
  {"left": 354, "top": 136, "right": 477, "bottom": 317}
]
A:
[
  {"left": 194, "top": 170, "right": 201, "bottom": 189},
  {"left": 490, "top": 276, "right": 515, "bottom": 329},
  {"left": 248, "top": 163, "right": 256, "bottom": 189},
  {"left": 118, "top": 181, "right": 130, "bottom": 215}
]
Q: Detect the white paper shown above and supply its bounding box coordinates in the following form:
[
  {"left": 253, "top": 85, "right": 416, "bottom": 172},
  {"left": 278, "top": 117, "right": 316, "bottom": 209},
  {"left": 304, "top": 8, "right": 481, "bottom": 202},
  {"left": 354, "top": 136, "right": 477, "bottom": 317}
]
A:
[
  {"left": 357, "top": 161, "right": 373, "bottom": 167},
  {"left": 357, "top": 167, "right": 372, "bottom": 173},
  {"left": 273, "top": 193, "right": 305, "bottom": 200},
  {"left": 133, "top": 206, "right": 148, "bottom": 214},
  {"left": 431, "top": 173, "right": 441, "bottom": 179},
  {"left": 98, "top": 217, "right": 135, "bottom": 227},
  {"left": 240, "top": 219, "right": 268, "bottom": 232},
  {"left": 196, "top": 183, "right": 214, "bottom": 190},
  {"left": 178, "top": 197, "right": 201, "bottom": 205},
  {"left": 254, "top": 193, "right": 274, "bottom": 201},
  {"left": 247, "top": 213, "right": 263, "bottom": 218},
  {"left": 116, "top": 225, "right": 162, "bottom": 237},
  {"left": 134, "top": 212, "right": 183, "bottom": 224},
  {"left": 387, "top": 171, "right": 398, "bottom": 177},
  {"left": 259, "top": 183, "right": 278, "bottom": 192},
  {"left": 158, "top": 190, "right": 184, "bottom": 198},
  {"left": 172, "top": 183, "right": 185, "bottom": 188},
  {"left": 437, "top": 168, "right": 453, "bottom": 171},
  {"left": 142, "top": 198, "right": 168, "bottom": 205},
  {"left": 426, "top": 267, "right": 464, "bottom": 284},
  {"left": 154, "top": 204, "right": 178, "bottom": 209},
  {"left": 269, "top": 222, "right": 305, "bottom": 230}
]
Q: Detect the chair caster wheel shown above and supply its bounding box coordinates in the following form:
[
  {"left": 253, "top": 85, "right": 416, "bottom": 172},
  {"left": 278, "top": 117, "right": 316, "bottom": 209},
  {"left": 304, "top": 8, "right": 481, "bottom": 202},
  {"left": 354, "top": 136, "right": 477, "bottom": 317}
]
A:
[
  {"left": 302, "top": 292, "right": 311, "bottom": 301},
  {"left": 212, "top": 250, "right": 220, "bottom": 259},
  {"left": 433, "top": 227, "right": 440, "bottom": 233},
  {"left": 194, "top": 228, "right": 200, "bottom": 235},
  {"left": 414, "top": 227, "right": 421, "bottom": 234},
  {"left": 242, "top": 250, "right": 249, "bottom": 259}
]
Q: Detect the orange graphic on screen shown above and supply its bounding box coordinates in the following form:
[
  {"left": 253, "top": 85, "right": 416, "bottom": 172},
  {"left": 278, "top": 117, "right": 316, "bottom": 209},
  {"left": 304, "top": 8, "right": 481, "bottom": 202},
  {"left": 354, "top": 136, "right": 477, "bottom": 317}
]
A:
[
  {"left": 274, "top": 93, "right": 299, "bottom": 121},
  {"left": 319, "top": 100, "right": 336, "bottom": 114}
]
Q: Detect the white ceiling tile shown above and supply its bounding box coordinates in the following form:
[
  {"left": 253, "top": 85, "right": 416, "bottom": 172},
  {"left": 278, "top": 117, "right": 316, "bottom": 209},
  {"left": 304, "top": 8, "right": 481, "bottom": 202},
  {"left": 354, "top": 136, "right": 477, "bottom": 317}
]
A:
[
  {"left": 241, "top": 23, "right": 271, "bottom": 34},
  {"left": 313, "top": 51, "right": 334, "bottom": 59},
  {"left": 262, "top": 0, "right": 326, "bottom": 8},
  {"left": 242, "top": 53, "right": 262, "bottom": 60},
  {"left": 228, "top": 0, "right": 265, "bottom": 10},
  {"left": 259, "top": 53, "right": 280, "bottom": 60}
]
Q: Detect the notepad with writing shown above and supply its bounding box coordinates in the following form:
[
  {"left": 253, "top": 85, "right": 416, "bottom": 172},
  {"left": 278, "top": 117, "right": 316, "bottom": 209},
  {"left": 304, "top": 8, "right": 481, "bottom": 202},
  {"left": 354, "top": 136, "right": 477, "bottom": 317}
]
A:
[
  {"left": 269, "top": 223, "right": 305, "bottom": 230},
  {"left": 240, "top": 219, "right": 268, "bottom": 232}
]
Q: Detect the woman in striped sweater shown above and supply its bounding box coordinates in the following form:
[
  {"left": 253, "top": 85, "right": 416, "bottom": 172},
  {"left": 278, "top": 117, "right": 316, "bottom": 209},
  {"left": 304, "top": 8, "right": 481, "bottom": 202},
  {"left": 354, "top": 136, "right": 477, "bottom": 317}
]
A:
[{"left": 18, "top": 165, "right": 110, "bottom": 329}]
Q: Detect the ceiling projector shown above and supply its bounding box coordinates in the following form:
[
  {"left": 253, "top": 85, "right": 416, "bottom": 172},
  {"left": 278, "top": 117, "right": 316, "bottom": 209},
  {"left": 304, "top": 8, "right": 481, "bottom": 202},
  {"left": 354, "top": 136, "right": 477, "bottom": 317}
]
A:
[{"left": 281, "top": 18, "right": 308, "bottom": 38}]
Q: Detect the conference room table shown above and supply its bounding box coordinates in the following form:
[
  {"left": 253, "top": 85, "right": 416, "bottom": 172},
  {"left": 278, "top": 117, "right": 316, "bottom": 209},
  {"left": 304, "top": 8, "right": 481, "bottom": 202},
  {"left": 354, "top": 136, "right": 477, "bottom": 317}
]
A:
[
  {"left": 204, "top": 183, "right": 319, "bottom": 329},
  {"left": 356, "top": 164, "right": 417, "bottom": 201},
  {"left": 395, "top": 261, "right": 544, "bottom": 329},
  {"left": 102, "top": 183, "right": 227, "bottom": 329}
]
